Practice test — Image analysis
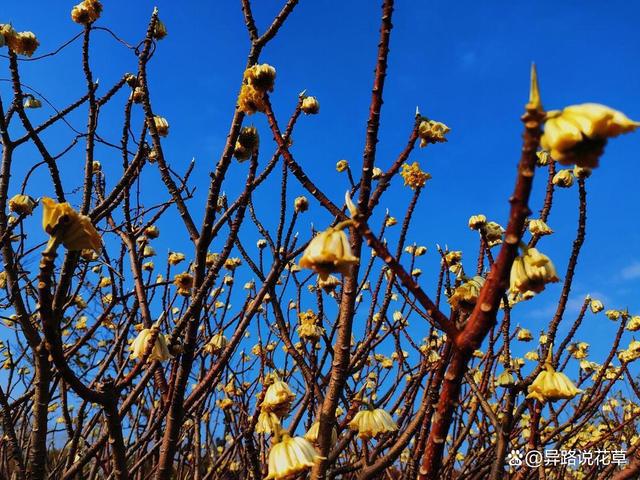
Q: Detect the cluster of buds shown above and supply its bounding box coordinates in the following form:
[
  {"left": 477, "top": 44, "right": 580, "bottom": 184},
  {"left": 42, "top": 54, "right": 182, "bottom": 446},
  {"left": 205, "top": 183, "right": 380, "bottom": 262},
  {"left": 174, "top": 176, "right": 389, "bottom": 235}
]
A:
[
  {"left": 510, "top": 246, "right": 559, "bottom": 294},
  {"left": 237, "top": 63, "right": 276, "bottom": 114},
  {"left": 71, "top": 0, "right": 103, "bottom": 25},
  {"left": 296, "top": 310, "right": 324, "bottom": 342},
  {"left": 0, "top": 24, "right": 39, "bottom": 57},
  {"left": 418, "top": 118, "right": 450, "bottom": 147},
  {"left": 233, "top": 126, "right": 259, "bottom": 161}
]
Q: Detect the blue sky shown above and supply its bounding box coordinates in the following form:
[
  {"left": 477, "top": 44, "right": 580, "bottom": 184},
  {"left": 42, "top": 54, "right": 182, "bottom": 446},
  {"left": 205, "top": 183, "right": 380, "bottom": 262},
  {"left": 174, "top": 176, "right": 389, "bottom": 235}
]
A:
[{"left": 1, "top": 1, "right": 639, "bottom": 378}]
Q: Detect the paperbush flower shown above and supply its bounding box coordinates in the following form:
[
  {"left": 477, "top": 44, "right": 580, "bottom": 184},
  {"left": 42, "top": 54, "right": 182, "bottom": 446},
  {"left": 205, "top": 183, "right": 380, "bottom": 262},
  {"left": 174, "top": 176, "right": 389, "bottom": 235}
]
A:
[
  {"left": 304, "top": 421, "right": 337, "bottom": 445},
  {"left": 71, "top": 0, "right": 103, "bottom": 24},
  {"left": 348, "top": 408, "right": 397, "bottom": 439},
  {"left": 204, "top": 333, "right": 227, "bottom": 354},
  {"left": 255, "top": 411, "right": 281, "bottom": 435},
  {"left": 418, "top": 119, "right": 450, "bottom": 147},
  {"left": 449, "top": 276, "right": 485, "bottom": 313},
  {"left": 266, "top": 434, "right": 318, "bottom": 480},
  {"left": 400, "top": 162, "right": 431, "bottom": 189},
  {"left": 42, "top": 198, "right": 102, "bottom": 252},
  {"left": 510, "top": 247, "right": 559, "bottom": 294},
  {"left": 301, "top": 96, "right": 320, "bottom": 114},
  {"left": 130, "top": 327, "right": 171, "bottom": 362},
  {"left": 527, "top": 351, "right": 582, "bottom": 402},
  {"left": 8, "top": 194, "right": 36, "bottom": 216},
  {"left": 299, "top": 224, "right": 359, "bottom": 280},
  {"left": 261, "top": 377, "right": 295, "bottom": 417},
  {"left": 542, "top": 103, "right": 639, "bottom": 168}
]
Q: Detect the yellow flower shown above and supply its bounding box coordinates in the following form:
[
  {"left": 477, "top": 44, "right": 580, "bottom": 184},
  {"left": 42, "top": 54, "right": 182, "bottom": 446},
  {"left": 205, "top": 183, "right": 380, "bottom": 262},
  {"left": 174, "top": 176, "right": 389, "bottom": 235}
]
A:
[
  {"left": 468, "top": 214, "right": 487, "bottom": 230},
  {"left": 204, "top": 332, "right": 227, "bottom": 354},
  {"left": 243, "top": 64, "right": 276, "bottom": 92},
  {"left": 517, "top": 329, "right": 533, "bottom": 342},
  {"left": 255, "top": 411, "right": 281, "bottom": 435},
  {"left": 349, "top": 408, "right": 397, "bottom": 439},
  {"left": 528, "top": 219, "right": 553, "bottom": 236},
  {"left": 173, "top": 272, "right": 194, "bottom": 296},
  {"left": 266, "top": 433, "right": 318, "bottom": 480},
  {"left": 483, "top": 221, "right": 504, "bottom": 247},
  {"left": 448, "top": 276, "right": 485, "bottom": 313},
  {"left": 297, "top": 310, "right": 324, "bottom": 342},
  {"left": 626, "top": 315, "right": 640, "bottom": 332},
  {"left": 71, "top": 0, "right": 103, "bottom": 24},
  {"left": 552, "top": 169, "right": 574, "bottom": 188},
  {"left": 23, "top": 95, "right": 41, "bottom": 109},
  {"left": 168, "top": 252, "right": 185, "bottom": 266},
  {"left": 4, "top": 29, "right": 39, "bottom": 57},
  {"left": 234, "top": 126, "right": 260, "bottom": 161},
  {"left": 217, "top": 398, "right": 233, "bottom": 410},
  {"left": 336, "top": 159, "right": 349, "bottom": 172},
  {"left": 144, "top": 225, "right": 160, "bottom": 238},
  {"left": 75, "top": 316, "right": 88, "bottom": 330},
  {"left": 299, "top": 224, "right": 359, "bottom": 280},
  {"left": 317, "top": 274, "right": 341, "bottom": 292},
  {"left": 8, "top": 194, "right": 36, "bottom": 216},
  {"left": 400, "top": 162, "right": 431, "bottom": 189},
  {"left": 527, "top": 352, "right": 582, "bottom": 402},
  {"left": 304, "top": 421, "right": 337, "bottom": 446},
  {"left": 294, "top": 196, "right": 309, "bottom": 213},
  {"left": 152, "top": 116, "right": 169, "bottom": 136},
  {"left": 418, "top": 119, "right": 450, "bottom": 147},
  {"left": 510, "top": 247, "right": 559, "bottom": 294},
  {"left": 42, "top": 197, "right": 102, "bottom": 253},
  {"left": 301, "top": 96, "right": 320, "bottom": 114},
  {"left": 262, "top": 378, "right": 296, "bottom": 417},
  {"left": 541, "top": 103, "right": 639, "bottom": 168},
  {"left": 130, "top": 327, "right": 172, "bottom": 362},
  {"left": 237, "top": 84, "right": 266, "bottom": 114},
  {"left": 385, "top": 217, "right": 397, "bottom": 227},
  {"left": 495, "top": 370, "right": 515, "bottom": 388}
]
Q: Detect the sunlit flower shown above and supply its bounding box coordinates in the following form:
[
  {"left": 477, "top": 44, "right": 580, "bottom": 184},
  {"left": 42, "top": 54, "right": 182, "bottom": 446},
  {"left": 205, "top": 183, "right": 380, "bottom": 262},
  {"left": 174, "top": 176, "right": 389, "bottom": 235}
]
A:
[
  {"left": 266, "top": 433, "right": 318, "bottom": 480},
  {"left": 304, "top": 421, "right": 337, "bottom": 445},
  {"left": 71, "top": 0, "right": 103, "bottom": 24},
  {"left": 449, "top": 276, "right": 485, "bottom": 313},
  {"left": 517, "top": 329, "right": 533, "bottom": 342},
  {"left": 297, "top": 310, "right": 324, "bottom": 342},
  {"left": 42, "top": 198, "right": 102, "bottom": 253},
  {"left": 552, "top": 169, "right": 574, "bottom": 188},
  {"left": 468, "top": 214, "right": 487, "bottom": 230},
  {"left": 301, "top": 96, "right": 320, "bottom": 114},
  {"left": 244, "top": 64, "right": 276, "bottom": 92},
  {"left": 299, "top": 223, "right": 359, "bottom": 280},
  {"left": 4, "top": 28, "right": 39, "bottom": 57},
  {"left": 336, "top": 159, "right": 349, "bottom": 172},
  {"left": 23, "top": 95, "right": 41, "bottom": 109},
  {"left": 168, "top": 252, "right": 185, "bottom": 266},
  {"left": 626, "top": 315, "right": 640, "bottom": 332},
  {"left": 400, "top": 162, "right": 431, "bottom": 189},
  {"left": 495, "top": 370, "right": 515, "bottom": 388},
  {"left": 483, "top": 222, "right": 504, "bottom": 247},
  {"left": 204, "top": 333, "right": 227, "bottom": 354},
  {"left": 510, "top": 247, "right": 559, "bottom": 294},
  {"left": 349, "top": 408, "right": 398, "bottom": 439},
  {"left": 237, "top": 84, "right": 266, "bottom": 114},
  {"left": 9, "top": 194, "right": 36, "bottom": 216},
  {"left": 262, "top": 377, "right": 295, "bottom": 417},
  {"left": 130, "top": 327, "right": 171, "bottom": 362},
  {"left": 527, "top": 350, "right": 582, "bottom": 402},
  {"left": 173, "top": 272, "right": 194, "bottom": 296},
  {"left": 152, "top": 116, "right": 169, "bottom": 136},
  {"left": 528, "top": 219, "right": 553, "bottom": 236},
  {"left": 541, "top": 103, "right": 639, "bottom": 168},
  {"left": 418, "top": 119, "right": 450, "bottom": 147},
  {"left": 589, "top": 299, "right": 604, "bottom": 314},
  {"left": 144, "top": 225, "right": 160, "bottom": 239},
  {"left": 255, "top": 411, "right": 281, "bottom": 435}
]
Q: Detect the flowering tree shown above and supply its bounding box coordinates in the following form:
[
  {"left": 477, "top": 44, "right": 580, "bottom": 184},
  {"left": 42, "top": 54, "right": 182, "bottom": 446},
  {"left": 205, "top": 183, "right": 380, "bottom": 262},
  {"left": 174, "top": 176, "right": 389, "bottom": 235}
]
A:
[{"left": 0, "top": 1, "right": 639, "bottom": 480}]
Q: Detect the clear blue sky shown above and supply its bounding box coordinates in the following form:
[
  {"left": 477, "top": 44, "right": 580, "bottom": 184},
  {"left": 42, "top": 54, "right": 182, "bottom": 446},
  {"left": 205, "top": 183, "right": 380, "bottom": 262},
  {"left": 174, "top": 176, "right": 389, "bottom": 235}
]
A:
[{"left": 2, "top": 1, "right": 639, "bottom": 375}]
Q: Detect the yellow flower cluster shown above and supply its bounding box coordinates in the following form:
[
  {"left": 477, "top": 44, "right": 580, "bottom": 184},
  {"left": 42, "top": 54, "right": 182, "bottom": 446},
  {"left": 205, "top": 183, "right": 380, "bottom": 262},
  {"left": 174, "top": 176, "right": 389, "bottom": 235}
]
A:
[
  {"left": 1, "top": 25, "right": 39, "bottom": 57},
  {"left": 42, "top": 198, "right": 102, "bottom": 253},
  {"left": 400, "top": 162, "right": 431, "bottom": 190},
  {"left": 238, "top": 64, "right": 276, "bottom": 114},
  {"left": 8, "top": 194, "right": 36, "bottom": 216},
  {"left": 348, "top": 407, "right": 397, "bottom": 439},
  {"left": 130, "top": 327, "right": 172, "bottom": 362},
  {"left": 233, "top": 126, "right": 259, "bottom": 161},
  {"left": 71, "top": 0, "right": 103, "bottom": 24},
  {"left": 418, "top": 119, "right": 450, "bottom": 147},
  {"left": 510, "top": 247, "right": 559, "bottom": 294},
  {"left": 299, "top": 223, "right": 359, "bottom": 280},
  {"left": 266, "top": 433, "right": 319, "bottom": 480},
  {"left": 261, "top": 376, "right": 296, "bottom": 417},
  {"left": 204, "top": 332, "right": 227, "bottom": 355},
  {"left": 448, "top": 276, "right": 485, "bottom": 313},
  {"left": 173, "top": 272, "right": 194, "bottom": 296},
  {"left": 297, "top": 310, "right": 324, "bottom": 342},
  {"left": 527, "top": 350, "right": 582, "bottom": 403},
  {"left": 301, "top": 96, "right": 320, "bottom": 114},
  {"left": 541, "top": 104, "right": 639, "bottom": 168}
]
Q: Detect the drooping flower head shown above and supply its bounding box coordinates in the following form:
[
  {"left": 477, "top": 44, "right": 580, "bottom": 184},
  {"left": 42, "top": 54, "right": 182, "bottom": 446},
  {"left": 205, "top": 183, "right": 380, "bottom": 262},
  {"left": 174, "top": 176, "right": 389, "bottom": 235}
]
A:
[
  {"left": 299, "top": 223, "right": 359, "bottom": 280},
  {"left": 542, "top": 103, "right": 639, "bottom": 168},
  {"left": 42, "top": 198, "right": 102, "bottom": 253},
  {"left": 266, "top": 433, "right": 319, "bottom": 479},
  {"left": 527, "top": 347, "right": 582, "bottom": 402}
]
